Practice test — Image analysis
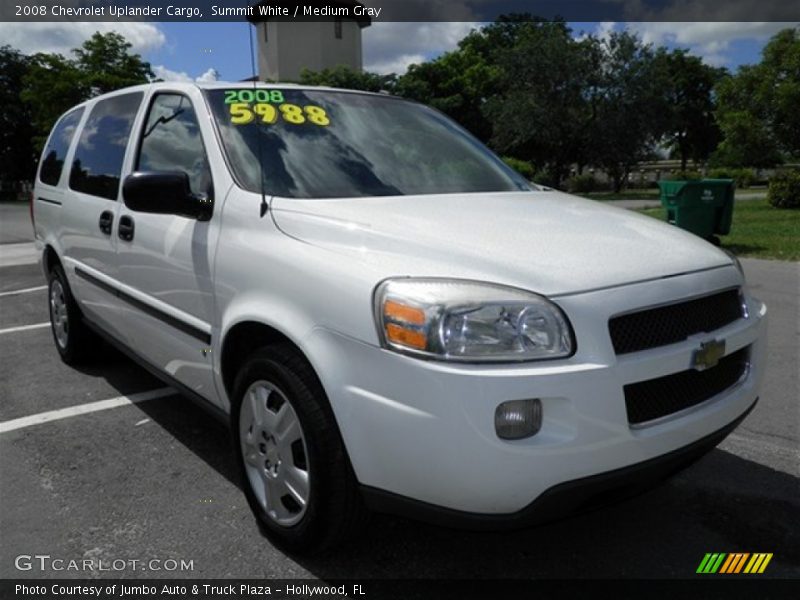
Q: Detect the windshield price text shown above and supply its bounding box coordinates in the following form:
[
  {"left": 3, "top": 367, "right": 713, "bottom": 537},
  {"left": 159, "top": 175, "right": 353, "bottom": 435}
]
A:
[{"left": 229, "top": 103, "right": 331, "bottom": 127}]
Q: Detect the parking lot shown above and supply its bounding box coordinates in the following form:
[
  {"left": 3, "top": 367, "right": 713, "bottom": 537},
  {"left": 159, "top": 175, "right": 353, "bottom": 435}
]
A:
[{"left": 1, "top": 203, "right": 798, "bottom": 580}]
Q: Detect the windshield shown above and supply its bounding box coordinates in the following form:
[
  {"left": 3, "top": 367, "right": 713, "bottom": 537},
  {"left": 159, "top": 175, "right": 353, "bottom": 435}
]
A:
[{"left": 205, "top": 88, "right": 531, "bottom": 199}]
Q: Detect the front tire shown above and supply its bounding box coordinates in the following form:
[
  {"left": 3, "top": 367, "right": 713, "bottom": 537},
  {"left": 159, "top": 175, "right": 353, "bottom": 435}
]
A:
[
  {"left": 231, "top": 345, "right": 367, "bottom": 553},
  {"left": 47, "top": 265, "right": 96, "bottom": 365}
]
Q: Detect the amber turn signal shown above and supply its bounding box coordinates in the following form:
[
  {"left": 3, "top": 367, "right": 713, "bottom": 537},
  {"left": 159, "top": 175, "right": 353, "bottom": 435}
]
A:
[{"left": 385, "top": 323, "right": 427, "bottom": 350}]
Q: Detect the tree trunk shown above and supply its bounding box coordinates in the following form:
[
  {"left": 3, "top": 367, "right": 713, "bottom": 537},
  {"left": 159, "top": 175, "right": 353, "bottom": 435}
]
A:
[
  {"left": 612, "top": 170, "right": 623, "bottom": 193},
  {"left": 679, "top": 134, "right": 688, "bottom": 172},
  {"left": 551, "top": 163, "right": 567, "bottom": 189}
]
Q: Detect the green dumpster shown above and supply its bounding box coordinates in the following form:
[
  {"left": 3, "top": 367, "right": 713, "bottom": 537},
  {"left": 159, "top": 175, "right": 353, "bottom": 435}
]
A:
[{"left": 657, "top": 179, "right": 735, "bottom": 245}]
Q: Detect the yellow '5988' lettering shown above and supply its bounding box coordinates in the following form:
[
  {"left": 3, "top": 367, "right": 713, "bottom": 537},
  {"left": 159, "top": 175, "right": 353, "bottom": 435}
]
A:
[
  {"left": 279, "top": 104, "right": 306, "bottom": 124},
  {"left": 304, "top": 106, "right": 331, "bottom": 126},
  {"left": 229, "top": 103, "right": 330, "bottom": 127},
  {"left": 229, "top": 103, "right": 255, "bottom": 125}
]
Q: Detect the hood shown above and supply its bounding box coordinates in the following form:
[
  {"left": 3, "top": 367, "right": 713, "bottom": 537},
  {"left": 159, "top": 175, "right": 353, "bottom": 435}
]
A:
[{"left": 270, "top": 191, "right": 733, "bottom": 296}]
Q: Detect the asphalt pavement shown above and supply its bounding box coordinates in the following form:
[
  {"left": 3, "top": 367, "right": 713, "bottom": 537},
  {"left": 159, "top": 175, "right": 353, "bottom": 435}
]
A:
[
  {"left": 0, "top": 202, "right": 798, "bottom": 581},
  {"left": 0, "top": 201, "right": 34, "bottom": 245}
]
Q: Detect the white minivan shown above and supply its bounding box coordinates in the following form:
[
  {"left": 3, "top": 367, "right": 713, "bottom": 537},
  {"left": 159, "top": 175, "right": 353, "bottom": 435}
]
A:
[{"left": 33, "top": 82, "right": 766, "bottom": 552}]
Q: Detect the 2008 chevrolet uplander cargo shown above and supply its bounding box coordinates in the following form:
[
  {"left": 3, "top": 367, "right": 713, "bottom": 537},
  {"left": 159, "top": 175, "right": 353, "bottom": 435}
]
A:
[{"left": 33, "top": 83, "right": 766, "bottom": 551}]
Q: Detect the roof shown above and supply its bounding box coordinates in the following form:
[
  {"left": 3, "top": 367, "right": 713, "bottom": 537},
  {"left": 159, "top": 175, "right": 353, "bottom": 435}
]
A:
[
  {"left": 198, "top": 81, "right": 378, "bottom": 93},
  {"left": 246, "top": 1, "right": 371, "bottom": 28},
  {"left": 79, "top": 80, "right": 393, "bottom": 99},
  {"left": 55, "top": 80, "right": 402, "bottom": 121},
  {"left": 198, "top": 81, "right": 394, "bottom": 98}
]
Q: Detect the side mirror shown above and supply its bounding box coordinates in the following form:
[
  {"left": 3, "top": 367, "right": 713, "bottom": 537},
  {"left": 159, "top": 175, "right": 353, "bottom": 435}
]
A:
[{"left": 122, "top": 171, "right": 212, "bottom": 221}]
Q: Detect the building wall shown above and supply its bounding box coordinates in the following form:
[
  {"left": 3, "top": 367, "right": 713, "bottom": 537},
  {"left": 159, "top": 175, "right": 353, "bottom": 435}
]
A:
[{"left": 257, "top": 20, "right": 363, "bottom": 82}]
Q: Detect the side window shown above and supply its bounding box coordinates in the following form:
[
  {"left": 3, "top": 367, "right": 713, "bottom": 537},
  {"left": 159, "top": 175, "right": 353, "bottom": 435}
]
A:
[
  {"left": 69, "top": 92, "right": 143, "bottom": 200},
  {"left": 137, "top": 93, "right": 212, "bottom": 198},
  {"left": 39, "top": 107, "right": 84, "bottom": 186}
]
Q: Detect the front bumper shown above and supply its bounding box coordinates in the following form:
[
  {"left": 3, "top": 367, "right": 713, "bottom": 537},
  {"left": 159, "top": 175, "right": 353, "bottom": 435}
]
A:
[
  {"left": 306, "top": 265, "right": 766, "bottom": 515},
  {"left": 360, "top": 397, "right": 757, "bottom": 530}
]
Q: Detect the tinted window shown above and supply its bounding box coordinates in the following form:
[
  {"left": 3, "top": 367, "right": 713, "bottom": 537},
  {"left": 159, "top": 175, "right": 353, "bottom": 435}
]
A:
[
  {"left": 205, "top": 89, "right": 530, "bottom": 199},
  {"left": 137, "top": 94, "right": 212, "bottom": 198},
  {"left": 70, "top": 92, "right": 143, "bottom": 200},
  {"left": 39, "top": 107, "right": 84, "bottom": 186}
]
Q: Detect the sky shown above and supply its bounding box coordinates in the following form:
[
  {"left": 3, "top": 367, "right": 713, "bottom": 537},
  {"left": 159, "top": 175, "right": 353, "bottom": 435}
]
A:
[{"left": 0, "top": 21, "right": 797, "bottom": 83}]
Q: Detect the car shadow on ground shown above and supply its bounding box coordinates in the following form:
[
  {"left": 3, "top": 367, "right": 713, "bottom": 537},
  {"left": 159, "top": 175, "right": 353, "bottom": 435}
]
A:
[
  {"left": 68, "top": 342, "right": 168, "bottom": 394},
  {"left": 721, "top": 243, "right": 768, "bottom": 255},
  {"left": 67, "top": 346, "right": 239, "bottom": 486},
  {"left": 120, "top": 365, "right": 799, "bottom": 579},
  {"left": 297, "top": 451, "right": 799, "bottom": 579},
  {"left": 121, "top": 378, "right": 241, "bottom": 489}
]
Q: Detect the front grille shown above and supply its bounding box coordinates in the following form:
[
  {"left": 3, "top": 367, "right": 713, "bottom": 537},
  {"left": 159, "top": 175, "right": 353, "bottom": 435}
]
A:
[
  {"left": 609, "top": 289, "right": 743, "bottom": 355},
  {"left": 624, "top": 347, "right": 749, "bottom": 425}
]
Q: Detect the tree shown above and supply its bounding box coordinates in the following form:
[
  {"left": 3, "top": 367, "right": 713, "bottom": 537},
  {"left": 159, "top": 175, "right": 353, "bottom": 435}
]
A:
[
  {"left": 460, "top": 14, "right": 561, "bottom": 61},
  {"left": 298, "top": 65, "right": 396, "bottom": 93},
  {"left": 21, "top": 32, "right": 154, "bottom": 155},
  {"left": 482, "top": 21, "right": 597, "bottom": 186},
  {"left": 714, "top": 27, "right": 800, "bottom": 166},
  {"left": 395, "top": 46, "right": 499, "bottom": 143},
  {"left": 758, "top": 28, "right": 800, "bottom": 158},
  {"left": 654, "top": 48, "right": 724, "bottom": 172},
  {"left": 711, "top": 109, "right": 783, "bottom": 168},
  {"left": 73, "top": 32, "right": 154, "bottom": 95},
  {"left": 0, "top": 45, "right": 36, "bottom": 187},
  {"left": 589, "top": 32, "right": 663, "bottom": 192},
  {"left": 21, "top": 53, "right": 87, "bottom": 154},
  {"left": 396, "top": 16, "right": 554, "bottom": 145}
]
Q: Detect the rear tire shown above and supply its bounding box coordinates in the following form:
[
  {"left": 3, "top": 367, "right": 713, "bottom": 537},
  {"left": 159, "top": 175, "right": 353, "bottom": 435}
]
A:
[
  {"left": 231, "top": 344, "right": 368, "bottom": 553},
  {"left": 47, "top": 264, "right": 96, "bottom": 365}
]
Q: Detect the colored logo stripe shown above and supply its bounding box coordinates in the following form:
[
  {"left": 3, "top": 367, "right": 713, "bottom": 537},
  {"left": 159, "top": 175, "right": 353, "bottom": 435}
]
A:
[
  {"left": 720, "top": 553, "right": 749, "bottom": 573},
  {"left": 697, "top": 552, "right": 773, "bottom": 574},
  {"left": 719, "top": 554, "right": 735, "bottom": 573},
  {"left": 697, "top": 553, "right": 726, "bottom": 573},
  {"left": 744, "top": 553, "right": 773, "bottom": 574}
]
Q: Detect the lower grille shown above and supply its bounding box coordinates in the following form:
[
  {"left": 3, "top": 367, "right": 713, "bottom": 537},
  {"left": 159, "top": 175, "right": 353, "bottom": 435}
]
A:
[{"left": 624, "top": 347, "right": 749, "bottom": 426}]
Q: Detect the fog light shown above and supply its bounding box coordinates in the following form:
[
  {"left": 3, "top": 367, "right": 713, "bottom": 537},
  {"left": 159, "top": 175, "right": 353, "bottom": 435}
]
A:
[{"left": 495, "top": 399, "right": 542, "bottom": 440}]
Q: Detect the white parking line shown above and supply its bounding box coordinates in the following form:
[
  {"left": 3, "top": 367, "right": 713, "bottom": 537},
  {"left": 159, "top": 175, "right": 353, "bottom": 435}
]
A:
[
  {"left": 0, "top": 322, "right": 50, "bottom": 335},
  {"left": 0, "top": 242, "right": 38, "bottom": 267},
  {"left": 0, "top": 388, "right": 174, "bottom": 434},
  {"left": 0, "top": 285, "right": 46, "bottom": 298}
]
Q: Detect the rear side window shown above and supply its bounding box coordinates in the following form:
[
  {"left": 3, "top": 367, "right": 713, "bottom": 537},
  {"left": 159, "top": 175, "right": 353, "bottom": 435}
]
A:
[
  {"left": 39, "top": 107, "right": 84, "bottom": 186},
  {"left": 69, "top": 92, "right": 143, "bottom": 200},
  {"left": 137, "top": 93, "right": 213, "bottom": 198}
]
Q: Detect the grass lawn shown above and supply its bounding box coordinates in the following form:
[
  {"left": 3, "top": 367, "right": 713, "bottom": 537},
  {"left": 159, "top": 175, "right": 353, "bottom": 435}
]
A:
[{"left": 638, "top": 198, "right": 800, "bottom": 261}]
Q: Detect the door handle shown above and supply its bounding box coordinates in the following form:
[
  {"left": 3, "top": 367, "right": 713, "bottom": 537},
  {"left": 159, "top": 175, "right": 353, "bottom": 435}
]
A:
[
  {"left": 98, "top": 211, "right": 113, "bottom": 235},
  {"left": 118, "top": 215, "right": 135, "bottom": 242}
]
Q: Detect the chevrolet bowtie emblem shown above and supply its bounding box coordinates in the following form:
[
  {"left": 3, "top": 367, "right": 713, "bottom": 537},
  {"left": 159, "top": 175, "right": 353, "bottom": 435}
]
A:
[{"left": 692, "top": 339, "right": 726, "bottom": 371}]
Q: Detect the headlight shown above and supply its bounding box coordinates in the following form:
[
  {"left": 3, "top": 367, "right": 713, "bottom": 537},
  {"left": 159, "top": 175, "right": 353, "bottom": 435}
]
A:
[{"left": 374, "top": 278, "right": 574, "bottom": 362}]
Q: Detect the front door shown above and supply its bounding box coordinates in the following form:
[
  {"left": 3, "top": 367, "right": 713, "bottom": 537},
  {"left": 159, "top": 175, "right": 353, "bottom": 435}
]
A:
[{"left": 114, "top": 90, "right": 222, "bottom": 404}]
